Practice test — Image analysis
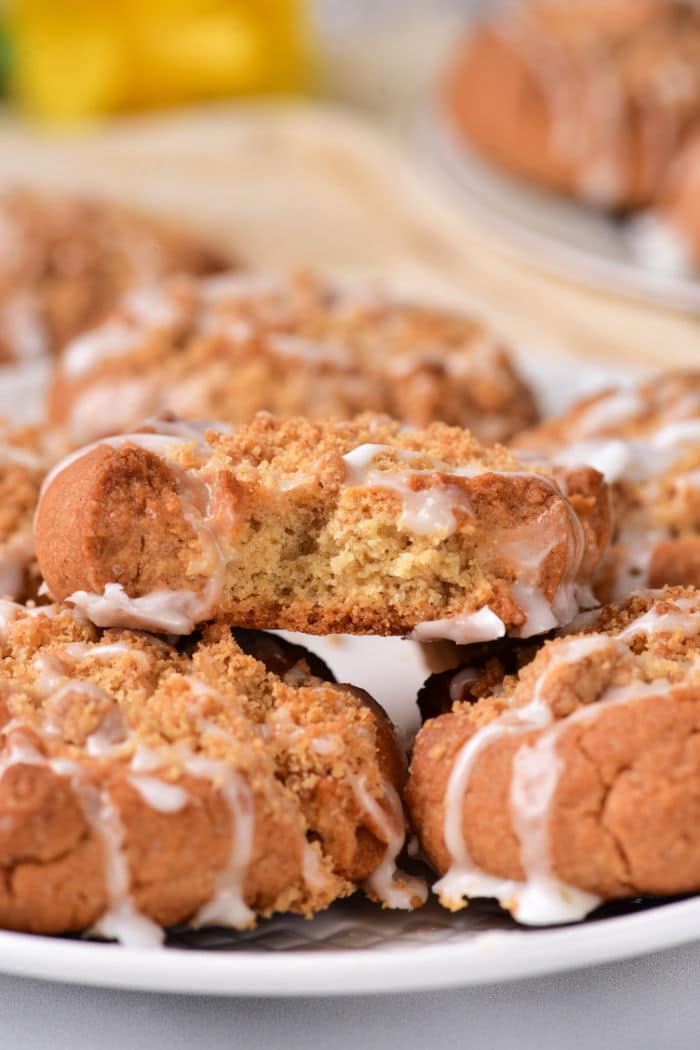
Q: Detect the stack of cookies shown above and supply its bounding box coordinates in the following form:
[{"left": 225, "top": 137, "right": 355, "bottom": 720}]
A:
[{"left": 1, "top": 186, "right": 700, "bottom": 943}]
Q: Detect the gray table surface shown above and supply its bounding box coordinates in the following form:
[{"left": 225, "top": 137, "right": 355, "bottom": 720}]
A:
[{"left": 2, "top": 940, "right": 699, "bottom": 1050}]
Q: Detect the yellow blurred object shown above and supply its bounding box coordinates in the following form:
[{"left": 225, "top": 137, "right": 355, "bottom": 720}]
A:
[{"left": 9, "top": 0, "right": 315, "bottom": 122}]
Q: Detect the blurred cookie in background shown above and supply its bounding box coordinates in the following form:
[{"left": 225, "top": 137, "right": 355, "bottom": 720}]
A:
[
  {"left": 0, "top": 189, "right": 232, "bottom": 364},
  {"left": 443, "top": 0, "right": 700, "bottom": 212},
  {"left": 47, "top": 270, "right": 539, "bottom": 445}
]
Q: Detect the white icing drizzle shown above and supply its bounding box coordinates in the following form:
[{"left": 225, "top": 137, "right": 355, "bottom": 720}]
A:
[
  {"left": 82, "top": 784, "right": 164, "bottom": 947},
  {"left": 67, "top": 583, "right": 218, "bottom": 635},
  {"left": 508, "top": 729, "right": 601, "bottom": 925},
  {"left": 31, "top": 653, "right": 132, "bottom": 760},
  {"left": 0, "top": 725, "right": 48, "bottom": 777},
  {"left": 38, "top": 429, "right": 207, "bottom": 502},
  {"left": 507, "top": 672, "right": 671, "bottom": 926},
  {"left": 617, "top": 596, "right": 700, "bottom": 640},
  {"left": 435, "top": 594, "right": 700, "bottom": 923},
  {"left": 62, "top": 322, "right": 140, "bottom": 379},
  {"left": 61, "top": 641, "right": 150, "bottom": 667},
  {"left": 434, "top": 634, "right": 614, "bottom": 922},
  {"left": 129, "top": 746, "right": 166, "bottom": 774},
  {"left": 0, "top": 441, "right": 44, "bottom": 471},
  {"left": 575, "top": 388, "right": 646, "bottom": 436},
  {"left": 84, "top": 707, "right": 130, "bottom": 758},
  {"left": 33, "top": 650, "right": 125, "bottom": 707},
  {"left": 0, "top": 599, "right": 57, "bottom": 639},
  {"left": 0, "top": 655, "right": 277, "bottom": 943},
  {"left": 265, "top": 684, "right": 425, "bottom": 909},
  {"left": 386, "top": 334, "right": 506, "bottom": 385},
  {"left": 140, "top": 416, "right": 233, "bottom": 442},
  {"left": 0, "top": 721, "right": 162, "bottom": 946},
  {"left": 552, "top": 436, "right": 634, "bottom": 483},
  {"left": 555, "top": 418, "right": 700, "bottom": 485},
  {"left": 61, "top": 280, "right": 181, "bottom": 382},
  {"left": 311, "top": 734, "right": 341, "bottom": 756},
  {"left": 448, "top": 667, "right": 481, "bottom": 704},
  {"left": 348, "top": 455, "right": 474, "bottom": 536},
  {"left": 200, "top": 272, "right": 283, "bottom": 303},
  {"left": 301, "top": 841, "right": 328, "bottom": 891},
  {"left": 267, "top": 334, "right": 355, "bottom": 367},
  {"left": 125, "top": 285, "right": 180, "bottom": 329},
  {"left": 412, "top": 607, "right": 506, "bottom": 645},
  {"left": 0, "top": 599, "right": 23, "bottom": 637},
  {"left": 66, "top": 379, "right": 157, "bottom": 446},
  {"left": 188, "top": 756, "right": 256, "bottom": 929},
  {"left": 626, "top": 211, "right": 696, "bottom": 278},
  {"left": 350, "top": 773, "right": 428, "bottom": 910},
  {"left": 128, "top": 775, "right": 188, "bottom": 813},
  {"left": 0, "top": 293, "right": 48, "bottom": 360}
]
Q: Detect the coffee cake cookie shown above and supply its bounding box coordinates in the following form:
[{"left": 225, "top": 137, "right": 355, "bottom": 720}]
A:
[
  {"left": 444, "top": 0, "right": 700, "bottom": 210},
  {"left": 46, "top": 271, "right": 537, "bottom": 446},
  {"left": 0, "top": 421, "right": 61, "bottom": 602},
  {"left": 515, "top": 370, "right": 700, "bottom": 600},
  {"left": 34, "top": 414, "right": 611, "bottom": 641},
  {"left": 0, "top": 189, "right": 230, "bottom": 363},
  {"left": 407, "top": 587, "right": 700, "bottom": 924},
  {"left": 0, "top": 601, "right": 423, "bottom": 939}
]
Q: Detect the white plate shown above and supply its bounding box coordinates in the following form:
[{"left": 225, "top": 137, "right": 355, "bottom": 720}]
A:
[
  {"left": 421, "top": 102, "right": 700, "bottom": 313},
  {"left": 0, "top": 328, "right": 691, "bottom": 998},
  {"left": 0, "top": 894, "right": 698, "bottom": 997}
]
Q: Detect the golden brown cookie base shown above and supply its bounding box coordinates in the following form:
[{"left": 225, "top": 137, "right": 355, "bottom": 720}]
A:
[
  {"left": 407, "top": 587, "right": 700, "bottom": 923},
  {"left": 0, "top": 602, "right": 418, "bottom": 938}
]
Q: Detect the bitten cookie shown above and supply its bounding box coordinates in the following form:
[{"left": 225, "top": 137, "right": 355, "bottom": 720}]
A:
[
  {"left": 515, "top": 370, "right": 700, "bottom": 600},
  {"left": 0, "top": 189, "right": 231, "bottom": 363},
  {"left": 407, "top": 587, "right": 700, "bottom": 924},
  {"left": 34, "top": 414, "right": 611, "bottom": 640},
  {"left": 46, "top": 271, "right": 538, "bottom": 446},
  {"left": 0, "top": 600, "right": 423, "bottom": 940},
  {"left": 444, "top": 0, "right": 700, "bottom": 210}
]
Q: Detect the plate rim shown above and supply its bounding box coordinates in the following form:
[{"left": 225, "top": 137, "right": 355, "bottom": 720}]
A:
[
  {"left": 1, "top": 895, "right": 699, "bottom": 997},
  {"left": 420, "top": 99, "right": 700, "bottom": 314}
]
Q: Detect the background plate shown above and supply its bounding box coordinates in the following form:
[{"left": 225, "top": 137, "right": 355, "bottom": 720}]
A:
[{"left": 422, "top": 103, "right": 700, "bottom": 314}]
